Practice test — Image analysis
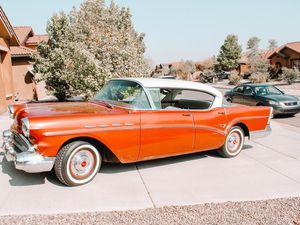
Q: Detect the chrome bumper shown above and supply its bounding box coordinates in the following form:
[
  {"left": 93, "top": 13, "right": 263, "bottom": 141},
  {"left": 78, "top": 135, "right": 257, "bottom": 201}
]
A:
[
  {"left": 0, "top": 130, "right": 55, "bottom": 173},
  {"left": 249, "top": 124, "right": 272, "bottom": 139}
]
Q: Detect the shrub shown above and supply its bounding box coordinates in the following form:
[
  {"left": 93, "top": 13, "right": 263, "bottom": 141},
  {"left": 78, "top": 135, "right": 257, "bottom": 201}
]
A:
[
  {"left": 228, "top": 71, "right": 242, "bottom": 85},
  {"left": 200, "top": 69, "right": 217, "bottom": 83},
  {"left": 280, "top": 68, "right": 300, "bottom": 85},
  {"left": 249, "top": 72, "right": 268, "bottom": 83}
]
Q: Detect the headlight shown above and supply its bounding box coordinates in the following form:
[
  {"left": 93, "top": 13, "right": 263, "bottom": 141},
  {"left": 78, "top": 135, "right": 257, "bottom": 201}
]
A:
[
  {"left": 267, "top": 100, "right": 279, "bottom": 106},
  {"left": 8, "top": 105, "right": 14, "bottom": 119},
  {"left": 21, "top": 117, "right": 30, "bottom": 137}
]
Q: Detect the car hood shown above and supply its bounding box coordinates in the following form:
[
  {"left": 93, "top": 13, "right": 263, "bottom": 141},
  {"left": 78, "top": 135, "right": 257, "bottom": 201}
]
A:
[
  {"left": 263, "top": 94, "right": 299, "bottom": 102},
  {"left": 18, "top": 101, "right": 111, "bottom": 117}
]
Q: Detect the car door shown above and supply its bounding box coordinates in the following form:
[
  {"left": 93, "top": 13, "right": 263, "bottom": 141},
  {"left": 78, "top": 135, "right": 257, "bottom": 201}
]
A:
[
  {"left": 243, "top": 86, "right": 257, "bottom": 106},
  {"left": 139, "top": 110, "right": 194, "bottom": 161},
  {"left": 138, "top": 88, "right": 194, "bottom": 161},
  {"left": 232, "top": 86, "right": 244, "bottom": 104}
]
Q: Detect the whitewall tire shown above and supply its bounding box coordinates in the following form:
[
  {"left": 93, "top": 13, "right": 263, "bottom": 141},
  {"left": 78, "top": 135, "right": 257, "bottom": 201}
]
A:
[{"left": 55, "top": 141, "right": 101, "bottom": 186}]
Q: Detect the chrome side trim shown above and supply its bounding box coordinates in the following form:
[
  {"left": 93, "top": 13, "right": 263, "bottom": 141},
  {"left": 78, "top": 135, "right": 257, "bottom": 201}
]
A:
[
  {"left": 195, "top": 125, "right": 226, "bottom": 136},
  {"left": 44, "top": 126, "right": 141, "bottom": 137},
  {"left": 249, "top": 125, "right": 272, "bottom": 139},
  {"left": 85, "top": 125, "right": 97, "bottom": 129},
  {"left": 112, "top": 123, "right": 122, "bottom": 127}
]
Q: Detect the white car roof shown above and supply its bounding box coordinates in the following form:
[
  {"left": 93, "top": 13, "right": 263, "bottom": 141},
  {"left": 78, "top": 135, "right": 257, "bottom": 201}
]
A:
[{"left": 112, "top": 78, "right": 222, "bottom": 98}]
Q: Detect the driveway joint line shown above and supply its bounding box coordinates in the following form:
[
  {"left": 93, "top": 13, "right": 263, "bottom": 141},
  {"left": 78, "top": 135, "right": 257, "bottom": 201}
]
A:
[
  {"left": 135, "top": 164, "right": 156, "bottom": 208},
  {"left": 243, "top": 152, "right": 300, "bottom": 185},
  {"left": 251, "top": 140, "right": 298, "bottom": 161}
]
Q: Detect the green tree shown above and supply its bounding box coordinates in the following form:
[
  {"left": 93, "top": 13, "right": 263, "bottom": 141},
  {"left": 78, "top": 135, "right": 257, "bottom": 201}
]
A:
[
  {"left": 32, "top": 0, "right": 149, "bottom": 101},
  {"left": 217, "top": 34, "right": 242, "bottom": 71}
]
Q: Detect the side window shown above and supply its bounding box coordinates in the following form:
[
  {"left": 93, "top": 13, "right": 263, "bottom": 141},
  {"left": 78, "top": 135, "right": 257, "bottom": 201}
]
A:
[
  {"left": 244, "top": 86, "right": 254, "bottom": 95},
  {"left": 131, "top": 90, "right": 151, "bottom": 109},
  {"left": 173, "top": 89, "right": 215, "bottom": 110},
  {"left": 233, "top": 86, "right": 243, "bottom": 93},
  {"left": 147, "top": 88, "right": 162, "bottom": 109}
]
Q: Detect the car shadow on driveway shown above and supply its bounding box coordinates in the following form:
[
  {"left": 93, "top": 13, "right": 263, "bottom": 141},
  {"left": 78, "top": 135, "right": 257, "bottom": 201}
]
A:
[
  {"left": 273, "top": 114, "right": 295, "bottom": 119},
  {"left": 0, "top": 153, "right": 62, "bottom": 187},
  {"left": 101, "top": 145, "right": 253, "bottom": 174},
  {"left": 0, "top": 144, "right": 254, "bottom": 187}
]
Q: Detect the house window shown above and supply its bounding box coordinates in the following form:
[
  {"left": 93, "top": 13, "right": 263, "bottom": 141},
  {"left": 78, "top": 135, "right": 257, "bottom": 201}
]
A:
[{"left": 292, "top": 60, "right": 300, "bottom": 70}]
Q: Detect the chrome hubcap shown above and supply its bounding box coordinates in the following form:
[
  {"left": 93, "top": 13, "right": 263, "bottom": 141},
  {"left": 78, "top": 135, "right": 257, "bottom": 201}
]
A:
[
  {"left": 70, "top": 149, "right": 95, "bottom": 179},
  {"left": 227, "top": 132, "right": 241, "bottom": 152}
]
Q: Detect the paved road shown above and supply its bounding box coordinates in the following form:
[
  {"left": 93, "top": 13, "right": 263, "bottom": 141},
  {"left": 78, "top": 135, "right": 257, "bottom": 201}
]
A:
[{"left": 0, "top": 114, "right": 300, "bottom": 215}]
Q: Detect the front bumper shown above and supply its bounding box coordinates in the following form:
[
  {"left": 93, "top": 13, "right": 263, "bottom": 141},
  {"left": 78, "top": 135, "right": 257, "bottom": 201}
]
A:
[
  {"left": 272, "top": 105, "right": 300, "bottom": 115},
  {"left": 0, "top": 130, "right": 55, "bottom": 173},
  {"left": 249, "top": 124, "right": 272, "bottom": 139}
]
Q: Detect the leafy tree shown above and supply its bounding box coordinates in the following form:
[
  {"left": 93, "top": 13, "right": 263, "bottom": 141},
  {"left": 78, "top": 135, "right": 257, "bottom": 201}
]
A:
[
  {"left": 268, "top": 39, "right": 278, "bottom": 50},
  {"left": 228, "top": 70, "right": 242, "bottom": 85},
  {"left": 175, "top": 60, "right": 196, "bottom": 80},
  {"left": 247, "top": 37, "right": 260, "bottom": 51},
  {"left": 280, "top": 67, "right": 300, "bottom": 85},
  {"left": 217, "top": 34, "right": 242, "bottom": 71},
  {"left": 33, "top": 0, "right": 149, "bottom": 101}
]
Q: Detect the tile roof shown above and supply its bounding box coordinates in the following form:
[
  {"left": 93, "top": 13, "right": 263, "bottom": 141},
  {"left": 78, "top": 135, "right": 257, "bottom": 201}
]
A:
[
  {"left": 26, "top": 34, "right": 49, "bottom": 45},
  {"left": 239, "top": 49, "right": 273, "bottom": 64},
  {"left": 268, "top": 41, "right": 300, "bottom": 59},
  {"left": 10, "top": 46, "right": 34, "bottom": 57},
  {"left": 0, "top": 6, "right": 20, "bottom": 45},
  {"left": 13, "top": 26, "right": 33, "bottom": 44}
]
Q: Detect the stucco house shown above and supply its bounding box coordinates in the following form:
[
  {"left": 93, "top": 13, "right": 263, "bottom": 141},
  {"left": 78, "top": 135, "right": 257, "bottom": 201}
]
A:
[
  {"left": 0, "top": 6, "right": 48, "bottom": 113},
  {"left": 0, "top": 6, "right": 19, "bottom": 113},
  {"left": 11, "top": 26, "right": 48, "bottom": 101}
]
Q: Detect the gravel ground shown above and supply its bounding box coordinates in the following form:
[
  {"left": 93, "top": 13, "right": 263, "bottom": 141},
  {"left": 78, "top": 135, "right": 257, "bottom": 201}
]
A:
[{"left": 1, "top": 197, "right": 299, "bottom": 225}]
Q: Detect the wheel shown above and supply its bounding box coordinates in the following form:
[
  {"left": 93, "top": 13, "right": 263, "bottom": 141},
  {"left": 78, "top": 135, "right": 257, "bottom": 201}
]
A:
[
  {"left": 227, "top": 98, "right": 232, "bottom": 103},
  {"left": 218, "top": 126, "right": 245, "bottom": 158},
  {"left": 54, "top": 141, "right": 101, "bottom": 186}
]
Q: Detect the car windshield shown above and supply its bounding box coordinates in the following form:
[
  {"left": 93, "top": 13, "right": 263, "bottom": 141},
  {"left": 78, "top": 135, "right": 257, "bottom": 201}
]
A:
[
  {"left": 94, "top": 80, "right": 151, "bottom": 109},
  {"left": 254, "top": 85, "right": 282, "bottom": 96}
]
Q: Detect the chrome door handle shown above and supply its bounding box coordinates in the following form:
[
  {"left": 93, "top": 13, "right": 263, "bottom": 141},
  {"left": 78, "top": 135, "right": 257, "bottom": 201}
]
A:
[
  {"left": 182, "top": 113, "right": 191, "bottom": 117},
  {"left": 218, "top": 111, "right": 226, "bottom": 115}
]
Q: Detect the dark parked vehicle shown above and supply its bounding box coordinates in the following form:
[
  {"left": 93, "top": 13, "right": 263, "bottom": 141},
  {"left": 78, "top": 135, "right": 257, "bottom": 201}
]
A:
[
  {"left": 217, "top": 71, "right": 231, "bottom": 80},
  {"left": 225, "top": 84, "right": 300, "bottom": 115}
]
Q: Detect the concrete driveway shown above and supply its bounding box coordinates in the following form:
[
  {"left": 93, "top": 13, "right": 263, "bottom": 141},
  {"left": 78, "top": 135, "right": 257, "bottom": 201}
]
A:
[{"left": 0, "top": 115, "right": 300, "bottom": 215}]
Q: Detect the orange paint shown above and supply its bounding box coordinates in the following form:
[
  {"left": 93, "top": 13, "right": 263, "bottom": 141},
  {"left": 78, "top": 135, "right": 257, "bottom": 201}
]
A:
[{"left": 10, "top": 101, "right": 271, "bottom": 163}]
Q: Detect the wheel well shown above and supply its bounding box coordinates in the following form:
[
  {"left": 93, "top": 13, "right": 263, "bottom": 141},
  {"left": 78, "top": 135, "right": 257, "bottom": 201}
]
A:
[
  {"left": 61, "top": 137, "right": 120, "bottom": 163},
  {"left": 233, "top": 123, "right": 249, "bottom": 137},
  {"left": 256, "top": 102, "right": 264, "bottom": 106}
]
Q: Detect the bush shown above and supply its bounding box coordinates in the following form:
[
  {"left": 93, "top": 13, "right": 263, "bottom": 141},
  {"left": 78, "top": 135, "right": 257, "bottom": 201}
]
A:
[
  {"left": 200, "top": 69, "right": 217, "bottom": 83},
  {"left": 280, "top": 68, "right": 300, "bottom": 85},
  {"left": 228, "top": 71, "right": 242, "bottom": 85},
  {"left": 249, "top": 72, "right": 269, "bottom": 83}
]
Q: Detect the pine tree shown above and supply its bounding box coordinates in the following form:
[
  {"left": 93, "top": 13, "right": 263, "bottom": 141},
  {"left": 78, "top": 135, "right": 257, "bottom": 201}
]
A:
[
  {"left": 217, "top": 35, "right": 242, "bottom": 71},
  {"left": 32, "top": 0, "right": 149, "bottom": 101}
]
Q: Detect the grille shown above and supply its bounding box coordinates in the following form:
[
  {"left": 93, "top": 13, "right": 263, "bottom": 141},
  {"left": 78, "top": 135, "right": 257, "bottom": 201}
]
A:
[
  {"left": 284, "top": 102, "right": 298, "bottom": 106},
  {"left": 12, "top": 132, "right": 29, "bottom": 152}
]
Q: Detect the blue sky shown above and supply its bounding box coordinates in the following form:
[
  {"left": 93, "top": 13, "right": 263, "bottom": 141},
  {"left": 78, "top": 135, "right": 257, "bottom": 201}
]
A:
[{"left": 1, "top": 0, "right": 300, "bottom": 64}]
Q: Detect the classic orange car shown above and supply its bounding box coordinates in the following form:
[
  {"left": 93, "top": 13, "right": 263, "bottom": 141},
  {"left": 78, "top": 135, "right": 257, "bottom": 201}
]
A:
[{"left": 1, "top": 78, "right": 272, "bottom": 186}]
